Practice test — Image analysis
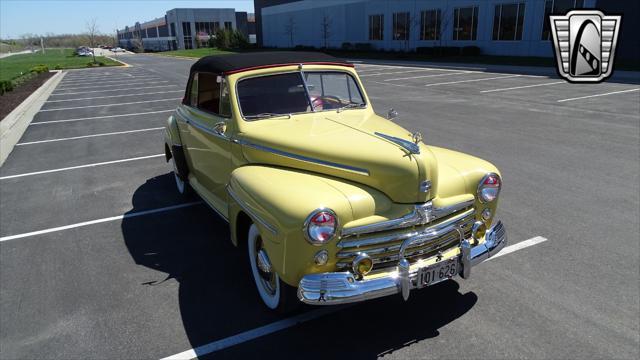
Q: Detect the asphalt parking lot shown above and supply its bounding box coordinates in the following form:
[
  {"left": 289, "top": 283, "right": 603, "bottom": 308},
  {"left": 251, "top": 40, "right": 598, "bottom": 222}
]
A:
[{"left": 1, "top": 54, "right": 638, "bottom": 359}]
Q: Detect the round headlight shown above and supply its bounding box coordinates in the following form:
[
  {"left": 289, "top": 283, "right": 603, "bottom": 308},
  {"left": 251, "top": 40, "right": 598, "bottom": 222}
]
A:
[
  {"left": 304, "top": 209, "right": 338, "bottom": 245},
  {"left": 478, "top": 173, "right": 501, "bottom": 203}
]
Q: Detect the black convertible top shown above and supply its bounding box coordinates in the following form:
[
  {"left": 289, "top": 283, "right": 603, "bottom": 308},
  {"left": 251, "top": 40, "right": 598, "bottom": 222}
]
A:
[{"left": 189, "top": 51, "right": 352, "bottom": 75}]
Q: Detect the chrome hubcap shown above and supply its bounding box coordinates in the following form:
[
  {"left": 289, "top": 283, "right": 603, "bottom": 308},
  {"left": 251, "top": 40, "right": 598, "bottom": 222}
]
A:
[{"left": 254, "top": 236, "right": 276, "bottom": 295}]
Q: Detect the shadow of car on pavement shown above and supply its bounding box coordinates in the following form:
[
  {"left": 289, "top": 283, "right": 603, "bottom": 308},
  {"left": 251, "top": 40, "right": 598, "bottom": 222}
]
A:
[{"left": 122, "top": 173, "right": 478, "bottom": 359}]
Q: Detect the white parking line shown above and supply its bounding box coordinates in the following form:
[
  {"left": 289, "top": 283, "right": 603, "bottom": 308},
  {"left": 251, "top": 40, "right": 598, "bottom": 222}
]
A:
[
  {"left": 48, "top": 85, "right": 179, "bottom": 96},
  {"left": 424, "top": 74, "right": 522, "bottom": 87},
  {"left": 161, "top": 235, "right": 548, "bottom": 359},
  {"left": 557, "top": 88, "right": 640, "bottom": 102},
  {"left": 45, "top": 90, "right": 184, "bottom": 103},
  {"left": 39, "top": 98, "right": 181, "bottom": 112},
  {"left": 29, "top": 110, "right": 174, "bottom": 125},
  {"left": 481, "top": 81, "right": 565, "bottom": 93},
  {"left": 385, "top": 71, "right": 473, "bottom": 81},
  {"left": 58, "top": 77, "right": 163, "bottom": 86},
  {"left": 55, "top": 80, "right": 170, "bottom": 91},
  {"left": 0, "top": 154, "right": 164, "bottom": 180},
  {"left": 0, "top": 202, "right": 202, "bottom": 242},
  {"left": 359, "top": 69, "right": 442, "bottom": 77},
  {"left": 16, "top": 127, "right": 164, "bottom": 146}
]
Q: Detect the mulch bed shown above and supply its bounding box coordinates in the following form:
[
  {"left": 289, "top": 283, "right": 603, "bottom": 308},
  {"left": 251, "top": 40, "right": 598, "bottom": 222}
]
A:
[{"left": 0, "top": 72, "right": 54, "bottom": 121}]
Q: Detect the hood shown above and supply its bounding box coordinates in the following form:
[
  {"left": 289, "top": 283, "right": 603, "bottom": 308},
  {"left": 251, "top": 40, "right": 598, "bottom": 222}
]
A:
[{"left": 237, "top": 111, "right": 435, "bottom": 203}]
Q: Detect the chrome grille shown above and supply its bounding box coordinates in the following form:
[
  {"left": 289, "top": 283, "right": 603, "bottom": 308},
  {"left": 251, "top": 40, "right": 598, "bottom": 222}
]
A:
[{"left": 336, "top": 208, "right": 475, "bottom": 271}]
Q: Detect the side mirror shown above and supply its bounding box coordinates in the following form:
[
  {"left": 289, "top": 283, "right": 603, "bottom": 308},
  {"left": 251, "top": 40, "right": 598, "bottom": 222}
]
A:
[{"left": 387, "top": 108, "right": 398, "bottom": 120}]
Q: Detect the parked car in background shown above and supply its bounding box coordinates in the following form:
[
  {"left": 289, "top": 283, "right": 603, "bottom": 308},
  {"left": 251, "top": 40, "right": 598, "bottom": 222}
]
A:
[
  {"left": 111, "top": 47, "right": 125, "bottom": 53},
  {"left": 164, "top": 52, "right": 506, "bottom": 312}
]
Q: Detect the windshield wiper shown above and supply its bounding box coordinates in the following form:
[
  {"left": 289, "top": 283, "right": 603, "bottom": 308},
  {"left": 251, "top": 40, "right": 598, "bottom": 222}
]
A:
[
  {"left": 337, "top": 103, "right": 366, "bottom": 113},
  {"left": 244, "top": 113, "right": 292, "bottom": 120}
]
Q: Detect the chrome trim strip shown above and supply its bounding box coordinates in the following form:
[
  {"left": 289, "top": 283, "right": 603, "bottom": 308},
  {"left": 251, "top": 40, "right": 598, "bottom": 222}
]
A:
[
  {"left": 234, "top": 138, "right": 370, "bottom": 176},
  {"left": 374, "top": 132, "right": 420, "bottom": 154},
  {"left": 432, "top": 199, "right": 475, "bottom": 219},
  {"left": 338, "top": 207, "right": 475, "bottom": 249},
  {"left": 227, "top": 186, "right": 278, "bottom": 235}
]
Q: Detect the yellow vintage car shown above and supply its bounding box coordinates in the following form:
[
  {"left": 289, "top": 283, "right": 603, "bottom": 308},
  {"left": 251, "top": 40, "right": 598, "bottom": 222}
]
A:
[{"left": 164, "top": 52, "right": 506, "bottom": 312}]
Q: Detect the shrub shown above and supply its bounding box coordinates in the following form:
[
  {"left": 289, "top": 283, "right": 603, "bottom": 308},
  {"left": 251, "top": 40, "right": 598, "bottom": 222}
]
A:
[
  {"left": 54, "top": 64, "right": 63, "bottom": 70},
  {"left": 214, "top": 29, "right": 231, "bottom": 49},
  {"left": 461, "top": 46, "right": 481, "bottom": 56},
  {"left": 30, "top": 65, "right": 49, "bottom": 73},
  {"left": 341, "top": 42, "right": 353, "bottom": 50},
  {"left": 0, "top": 80, "right": 14, "bottom": 95},
  {"left": 230, "top": 30, "right": 250, "bottom": 49},
  {"left": 98, "top": 62, "right": 105, "bottom": 66},
  {"left": 354, "top": 43, "right": 373, "bottom": 51}
]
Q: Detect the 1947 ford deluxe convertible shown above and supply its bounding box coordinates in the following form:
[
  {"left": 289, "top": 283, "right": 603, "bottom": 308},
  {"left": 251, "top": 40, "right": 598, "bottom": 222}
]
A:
[{"left": 164, "top": 52, "right": 506, "bottom": 312}]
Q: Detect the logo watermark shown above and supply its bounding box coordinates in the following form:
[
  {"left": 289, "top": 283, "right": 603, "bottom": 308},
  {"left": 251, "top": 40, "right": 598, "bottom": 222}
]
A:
[{"left": 550, "top": 10, "right": 621, "bottom": 83}]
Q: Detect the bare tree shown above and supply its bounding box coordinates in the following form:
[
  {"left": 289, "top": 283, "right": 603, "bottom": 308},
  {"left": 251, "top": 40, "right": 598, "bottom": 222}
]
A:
[
  {"left": 86, "top": 18, "right": 98, "bottom": 63},
  {"left": 320, "top": 13, "right": 332, "bottom": 49},
  {"left": 283, "top": 16, "right": 295, "bottom": 48}
]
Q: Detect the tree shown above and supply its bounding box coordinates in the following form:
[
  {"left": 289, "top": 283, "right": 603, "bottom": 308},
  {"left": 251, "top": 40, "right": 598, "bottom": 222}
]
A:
[
  {"left": 86, "top": 18, "right": 98, "bottom": 63},
  {"left": 283, "top": 16, "right": 295, "bottom": 48},
  {"left": 320, "top": 13, "right": 332, "bottom": 49}
]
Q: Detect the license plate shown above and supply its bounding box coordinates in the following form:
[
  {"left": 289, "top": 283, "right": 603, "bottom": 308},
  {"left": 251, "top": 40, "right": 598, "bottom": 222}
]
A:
[{"left": 417, "top": 258, "right": 458, "bottom": 288}]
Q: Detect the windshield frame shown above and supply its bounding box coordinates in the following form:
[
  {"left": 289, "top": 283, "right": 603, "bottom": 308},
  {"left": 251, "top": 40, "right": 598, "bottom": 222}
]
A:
[{"left": 235, "top": 69, "right": 368, "bottom": 121}]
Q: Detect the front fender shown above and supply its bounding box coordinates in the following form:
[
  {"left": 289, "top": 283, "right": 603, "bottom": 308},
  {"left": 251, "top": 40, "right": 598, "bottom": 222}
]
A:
[{"left": 227, "top": 165, "right": 355, "bottom": 286}]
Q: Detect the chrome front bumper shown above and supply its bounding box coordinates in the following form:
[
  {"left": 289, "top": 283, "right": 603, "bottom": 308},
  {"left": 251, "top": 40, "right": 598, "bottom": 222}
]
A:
[{"left": 297, "top": 220, "right": 506, "bottom": 305}]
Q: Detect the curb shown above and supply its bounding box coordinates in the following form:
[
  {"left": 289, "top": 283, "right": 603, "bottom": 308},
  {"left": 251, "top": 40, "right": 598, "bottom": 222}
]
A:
[
  {"left": 0, "top": 70, "right": 66, "bottom": 166},
  {"left": 104, "top": 55, "right": 132, "bottom": 67},
  {"left": 143, "top": 53, "right": 198, "bottom": 60}
]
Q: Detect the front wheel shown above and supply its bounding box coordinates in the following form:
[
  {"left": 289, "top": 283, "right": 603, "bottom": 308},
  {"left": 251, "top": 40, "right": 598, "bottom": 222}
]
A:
[{"left": 247, "top": 224, "right": 299, "bottom": 313}]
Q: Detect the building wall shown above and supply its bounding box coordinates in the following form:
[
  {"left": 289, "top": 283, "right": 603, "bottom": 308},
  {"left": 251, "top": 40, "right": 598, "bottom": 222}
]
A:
[{"left": 261, "top": 0, "right": 602, "bottom": 57}]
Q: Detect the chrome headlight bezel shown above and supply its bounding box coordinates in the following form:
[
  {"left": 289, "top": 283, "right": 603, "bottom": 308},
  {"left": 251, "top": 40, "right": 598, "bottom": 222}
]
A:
[
  {"left": 303, "top": 208, "right": 339, "bottom": 245},
  {"left": 477, "top": 173, "right": 502, "bottom": 203}
]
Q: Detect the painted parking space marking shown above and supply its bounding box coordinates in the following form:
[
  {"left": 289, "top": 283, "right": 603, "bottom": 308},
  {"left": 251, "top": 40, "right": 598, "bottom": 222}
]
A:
[
  {"left": 58, "top": 77, "right": 164, "bottom": 86},
  {"left": 39, "top": 98, "right": 181, "bottom": 112},
  {"left": 160, "top": 235, "right": 549, "bottom": 359},
  {"left": 16, "top": 127, "right": 164, "bottom": 146},
  {"left": 480, "top": 81, "right": 565, "bottom": 93},
  {"left": 385, "top": 71, "right": 473, "bottom": 81},
  {"left": 45, "top": 90, "right": 184, "bottom": 103},
  {"left": 0, "top": 202, "right": 202, "bottom": 242},
  {"left": 0, "top": 154, "right": 164, "bottom": 180},
  {"left": 54, "top": 80, "right": 171, "bottom": 91},
  {"left": 30, "top": 110, "right": 174, "bottom": 125},
  {"left": 359, "top": 69, "right": 443, "bottom": 77},
  {"left": 557, "top": 88, "right": 640, "bottom": 102},
  {"left": 48, "top": 84, "right": 179, "bottom": 96},
  {"left": 424, "top": 75, "right": 523, "bottom": 87}
]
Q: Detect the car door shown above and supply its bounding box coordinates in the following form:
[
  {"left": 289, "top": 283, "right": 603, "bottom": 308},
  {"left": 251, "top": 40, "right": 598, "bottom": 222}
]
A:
[{"left": 181, "top": 72, "right": 232, "bottom": 214}]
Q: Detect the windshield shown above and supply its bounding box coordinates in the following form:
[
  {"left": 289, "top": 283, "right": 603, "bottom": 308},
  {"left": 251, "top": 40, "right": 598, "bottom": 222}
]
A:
[{"left": 237, "top": 71, "right": 365, "bottom": 120}]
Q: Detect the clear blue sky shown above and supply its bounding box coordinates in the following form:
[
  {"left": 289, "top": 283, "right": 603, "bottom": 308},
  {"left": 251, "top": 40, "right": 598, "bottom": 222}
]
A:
[{"left": 0, "top": 0, "right": 255, "bottom": 39}]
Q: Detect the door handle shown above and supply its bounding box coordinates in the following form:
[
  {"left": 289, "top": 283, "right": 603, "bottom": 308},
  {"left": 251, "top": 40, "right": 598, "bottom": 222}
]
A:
[{"left": 213, "top": 122, "right": 226, "bottom": 136}]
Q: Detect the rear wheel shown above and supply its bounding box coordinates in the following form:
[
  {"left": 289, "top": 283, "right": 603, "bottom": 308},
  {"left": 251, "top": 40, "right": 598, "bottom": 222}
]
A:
[
  {"left": 172, "top": 156, "right": 190, "bottom": 196},
  {"left": 247, "top": 224, "right": 299, "bottom": 313}
]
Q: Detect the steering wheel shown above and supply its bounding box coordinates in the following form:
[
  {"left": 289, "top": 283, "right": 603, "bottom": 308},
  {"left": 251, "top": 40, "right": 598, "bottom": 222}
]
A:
[{"left": 311, "top": 95, "right": 342, "bottom": 110}]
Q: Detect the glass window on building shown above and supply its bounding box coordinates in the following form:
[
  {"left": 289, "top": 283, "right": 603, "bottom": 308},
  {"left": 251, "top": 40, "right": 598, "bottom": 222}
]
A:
[
  {"left": 147, "top": 27, "right": 158, "bottom": 38},
  {"left": 453, "top": 6, "right": 479, "bottom": 40},
  {"left": 182, "top": 22, "right": 193, "bottom": 49},
  {"left": 368, "top": 14, "right": 384, "bottom": 40},
  {"left": 224, "top": 22, "right": 232, "bottom": 31},
  {"left": 493, "top": 3, "right": 525, "bottom": 41},
  {"left": 170, "top": 23, "right": 176, "bottom": 37},
  {"left": 420, "top": 9, "right": 441, "bottom": 40},
  {"left": 158, "top": 25, "right": 169, "bottom": 37},
  {"left": 393, "top": 12, "right": 410, "bottom": 41},
  {"left": 541, "top": 0, "right": 584, "bottom": 40}
]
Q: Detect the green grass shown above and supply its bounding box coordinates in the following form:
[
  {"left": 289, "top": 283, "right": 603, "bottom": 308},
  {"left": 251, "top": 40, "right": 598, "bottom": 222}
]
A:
[
  {"left": 159, "top": 48, "right": 236, "bottom": 58},
  {"left": 0, "top": 42, "right": 25, "bottom": 54},
  {"left": 0, "top": 48, "right": 122, "bottom": 82}
]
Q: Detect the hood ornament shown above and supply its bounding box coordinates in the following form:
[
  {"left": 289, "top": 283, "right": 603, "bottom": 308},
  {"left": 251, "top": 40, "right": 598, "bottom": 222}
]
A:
[
  {"left": 374, "top": 132, "right": 420, "bottom": 154},
  {"left": 412, "top": 131, "right": 422, "bottom": 145}
]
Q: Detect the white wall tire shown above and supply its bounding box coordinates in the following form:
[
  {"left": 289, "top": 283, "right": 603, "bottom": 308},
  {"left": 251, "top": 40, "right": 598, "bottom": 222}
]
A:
[{"left": 248, "top": 224, "right": 281, "bottom": 309}]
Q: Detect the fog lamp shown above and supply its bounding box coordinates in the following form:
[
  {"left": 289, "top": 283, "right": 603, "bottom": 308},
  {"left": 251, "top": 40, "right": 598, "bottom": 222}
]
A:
[
  {"left": 352, "top": 253, "right": 373, "bottom": 276},
  {"left": 481, "top": 208, "right": 492, "bottom": 221},
  {"left": 471, "top": 221, "right": 487, "bottom": 241}
]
